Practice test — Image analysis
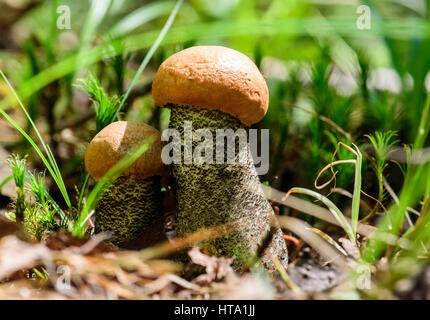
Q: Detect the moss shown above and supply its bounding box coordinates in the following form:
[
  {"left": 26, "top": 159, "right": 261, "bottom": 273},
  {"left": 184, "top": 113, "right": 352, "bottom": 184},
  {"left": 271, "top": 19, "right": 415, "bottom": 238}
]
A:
[
  {"left": 95, "top": 175, "right": 162, "bottom": 246},
  {"left": 168, "top": 105, "right": 288, "bottom": 271}
]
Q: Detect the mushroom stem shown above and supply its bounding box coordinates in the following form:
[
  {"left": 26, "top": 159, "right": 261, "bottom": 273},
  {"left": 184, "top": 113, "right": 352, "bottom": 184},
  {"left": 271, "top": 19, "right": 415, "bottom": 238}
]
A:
[
  {"left": 169, "top": 105, "right": 288, "bottom": 270},
  {"left": 95, "top": 175, "right": 162, "bottom": 246}
]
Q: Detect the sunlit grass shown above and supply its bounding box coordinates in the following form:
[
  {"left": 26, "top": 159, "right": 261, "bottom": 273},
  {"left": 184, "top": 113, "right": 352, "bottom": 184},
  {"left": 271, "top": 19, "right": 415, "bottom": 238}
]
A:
[
  {"left": 1, "top": 16, "right": 429, "bottom": 112},
  {"left": 0, "top": 0, "right": 184, "bottom": 239},
  {"left": 0, "top": 71, "right": 72, "bottom": 214}
]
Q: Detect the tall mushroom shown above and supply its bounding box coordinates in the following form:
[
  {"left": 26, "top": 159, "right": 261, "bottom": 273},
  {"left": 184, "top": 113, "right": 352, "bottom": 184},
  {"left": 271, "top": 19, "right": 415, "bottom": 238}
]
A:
[
  {"left": 85, "top": 121, "right": 164, "bottom": 246},
  {"left": 152, "top": 46, "right": 288, "bottom": 270}
]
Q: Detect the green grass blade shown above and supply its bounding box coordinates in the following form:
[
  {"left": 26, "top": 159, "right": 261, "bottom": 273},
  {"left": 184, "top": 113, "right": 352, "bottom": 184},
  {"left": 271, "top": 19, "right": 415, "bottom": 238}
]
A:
[
  {"left": 80, "top": 0, "right": 112, "bottom": 51},
  {"left": 0, "top": 175, "right": 13, "bottom": 192},
  {"left": 77, "top": 173, "right": 90, "bottom": 215},
  {"left": 0, "top": 71, "right": 72, "bottom": 210},
  {"left": 3, "top": 17, "right": 429, "bottom": 112},
  {"left": 351, "top": 143, "right": 363, "bottom": 240},
  {"left": 287, "top": 187, "right": 355, "bottom": 242},
  {"left": 0, "top": 109, "right": 57, "bottom": 193},
  {"left": 414, "top": 94, "right": 430, "bottom": 150},
  {"left": 113, "top": 0, "right": 184, "bottom": 119},
  {"left": 108, "top": 1, "right": 176, "bottom": 39}
]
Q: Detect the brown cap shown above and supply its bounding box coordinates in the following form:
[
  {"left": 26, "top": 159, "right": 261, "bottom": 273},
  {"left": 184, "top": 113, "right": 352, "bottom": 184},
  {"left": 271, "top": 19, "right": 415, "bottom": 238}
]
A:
[
  {"left": 152, "top": 46, "right": 269, "bottom": 126},
  {"left": 85, "top": 121, "right": 164, "bottom": 181}
]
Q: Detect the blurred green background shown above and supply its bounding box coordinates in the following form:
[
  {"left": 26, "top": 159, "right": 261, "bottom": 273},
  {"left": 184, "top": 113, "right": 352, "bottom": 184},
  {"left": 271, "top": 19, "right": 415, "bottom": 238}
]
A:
[{"left": 0, "top": 0, "right": 429, "bottom": 220}]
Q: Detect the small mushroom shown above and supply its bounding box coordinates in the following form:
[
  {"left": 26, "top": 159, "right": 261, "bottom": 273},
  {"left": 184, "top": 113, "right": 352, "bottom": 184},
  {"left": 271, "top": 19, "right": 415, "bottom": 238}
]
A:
[
  {"left": 152, "top": 46, "right": 288, "bottom": 270},
  {"left": 85, "top": 121, "right": 164, "bottom": 246}
]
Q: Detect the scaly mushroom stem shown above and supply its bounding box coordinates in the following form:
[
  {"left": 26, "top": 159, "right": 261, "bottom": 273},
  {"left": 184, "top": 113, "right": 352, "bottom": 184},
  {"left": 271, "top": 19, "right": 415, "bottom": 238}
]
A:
[
  {"left": 169, "top": 105, "right": 288, "bottom": 270},
  {"left": 95, "top": 175, "right": 162, "bottom": 246}
]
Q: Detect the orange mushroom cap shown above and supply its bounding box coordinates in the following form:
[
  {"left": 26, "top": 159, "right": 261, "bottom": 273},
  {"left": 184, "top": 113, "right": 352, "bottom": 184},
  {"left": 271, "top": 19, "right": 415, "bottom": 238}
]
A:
[
  {"left": 152, "top": 46, "right": 269, "bottom": 126},
  {"left": 85, "top": 121, "right": 164, "bottom": 181}
]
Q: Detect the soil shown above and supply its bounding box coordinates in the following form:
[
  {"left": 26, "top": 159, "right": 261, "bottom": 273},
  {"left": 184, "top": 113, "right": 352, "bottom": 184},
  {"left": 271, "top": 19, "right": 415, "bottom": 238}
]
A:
[{"left": 288, "top": 257, "right": 341, "bottom": 292}]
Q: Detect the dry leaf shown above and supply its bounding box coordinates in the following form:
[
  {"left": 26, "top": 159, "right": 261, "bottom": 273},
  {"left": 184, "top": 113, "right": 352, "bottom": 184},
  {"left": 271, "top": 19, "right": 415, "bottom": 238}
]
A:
[{"left": 188, "top": 247, "right": 236, "bottom": 285}]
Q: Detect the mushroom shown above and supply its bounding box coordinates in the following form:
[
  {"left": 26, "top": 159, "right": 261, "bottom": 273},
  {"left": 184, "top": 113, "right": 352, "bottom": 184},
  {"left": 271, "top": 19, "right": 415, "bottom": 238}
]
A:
[
  {"left": 85, "top": 121, "right": 164, "bottom": 246},
  {"left": 152, "top": 46, "right": 288, "bottom": 270}
]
